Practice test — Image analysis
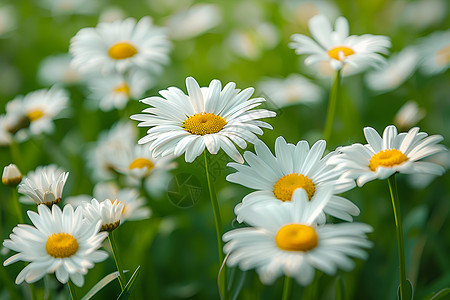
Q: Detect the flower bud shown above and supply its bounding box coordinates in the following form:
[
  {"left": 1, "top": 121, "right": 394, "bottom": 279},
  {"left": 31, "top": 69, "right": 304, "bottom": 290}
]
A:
[{"left": 2, "top": 164, "right": 22, "bottom": 187}]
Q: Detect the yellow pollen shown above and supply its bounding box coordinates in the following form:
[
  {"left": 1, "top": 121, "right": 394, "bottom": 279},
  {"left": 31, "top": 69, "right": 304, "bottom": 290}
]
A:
[
  {"left": 275, "top": 224, "right": 318, "bottom": 252},
  {"left": 113, "top": 82, "right": 130, "bottom": 96},
  {"left": 183, "top": 112, "right": 227, "bottom": 135},
  {"left": 129, "top": 157, "right": 154, "bottom": 176},
  {"left": 328, "top": 46, "right": 355, "bottom": 60},
  {"left": 101, "top": 220, "right": 120, "bottom": 232},
  {"left": 27, "top": 110, "right": 44, "bottom": 122},
  {"left": 435, "top": 45, "right": 450, "bottom": 67},
  {"left": 273, "top": 173, "right": 316, "bottom": 201},
  {"left": 108, "top": 42, "right": 138, "bottom": 60},
  {"left": 369, "top": 149, "right": 408, "bottom": 172},
  {"left": 46, "top": 233, "right": 79, "bottom": 258}
]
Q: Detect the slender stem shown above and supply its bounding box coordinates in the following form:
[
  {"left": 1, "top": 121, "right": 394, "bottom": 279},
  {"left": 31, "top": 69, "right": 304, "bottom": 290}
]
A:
[
  {"left": 323, "top": 69, "right": 341, "bottom": 142},
  {"left": 12, "top": 189, "right": 24, "bottom": 224},
  {"left": 282, "top": 276, "right": 293, "bottom": 300},
  {"left": 388, "top": 175, "right": 407, "bottom": 300},
  {"left": 67, "top": 280, "right": 78, "bottom": 300},
  {"left": 108, "top": 231, "right": 126, "bottom": 290},
  {"left": 204, "top": 151, "right": 228, "bottom": 300}
]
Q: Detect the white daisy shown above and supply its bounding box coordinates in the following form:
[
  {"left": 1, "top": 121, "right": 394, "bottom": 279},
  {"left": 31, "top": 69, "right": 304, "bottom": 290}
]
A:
[
  {"left": 365, "top": 46, "right": 420, "bottom": 93},
  {"left": 2, "top": 163, "right": 22, "bottom": 187},
  {"left": 3, "top": 204, "right": 108, "bottom": 287},
  {"left": 327, "top": 125, "right": 447, "bottom": 187},
  {"left": 290, "top": 14, "right": 391, "bottom": 71},
  {"left": 257, "top": 74, "right": 322, "bottom": 108},
  {"left": 131, "top": 77, "right": 276, "bottom": 163},
  {"left": 393, "top": 101, "right": 425, "bottom": 131},
  {"left": 227, "top": 137, "right": 359, "bottom": 221},
  {"left": 37, "top": 54, "right": 81, "bottom": 86},
  {"left": 5, "top": 87, "right": 69, "bottom": 137},
  {"left": 82, "top": 198, "right": 124, "bottom": 231},
  {"left": 223, "top": 188, "right": 373, "bottom": 286},
  {"left": 70, "top": 17, "right": 171, "bottom": 75},
  {"left": 418, "top": 30, "right": 450, "bottom": 75},
  {"left": 0, "top": 115, "right": 12, "bottom": 146},
  {"left": 66, "top": 182, "right": 151, "bottom": 222},
  {"left": 86, "top": 70, "right": 154, "bottom": 111},
  {"left": 37, "top": 0, "right": 100, "bottom": 16},
  {"left": 18, "top": 165, "right": 69, "bottom": 206}
]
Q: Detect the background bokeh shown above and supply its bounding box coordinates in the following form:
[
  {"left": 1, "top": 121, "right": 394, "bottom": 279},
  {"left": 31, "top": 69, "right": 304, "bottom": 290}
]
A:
[{"left": 0, "top": 0, "right": 449, "bottom": 299}]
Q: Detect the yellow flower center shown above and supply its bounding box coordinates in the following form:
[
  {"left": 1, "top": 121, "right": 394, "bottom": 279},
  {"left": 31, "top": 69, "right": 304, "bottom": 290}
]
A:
[
  {"left": 27, "top": 110, "right": 44, "bottom": 122},
  {"left": 46, "top": 233, "right": 79, "bottom": 258},
  {"left": 275, "top": 224, "right": 318, "bottom": 252},
  {"left": 273, "top": 173, "right": 316, "bottom": 201},
  {"left": 183, "top": 112, "right": 227, "bottom": 135},
  {"left": 113, "top": 82, "right": 130, "bottom": 96},
  {"left": 435, "top": 45, "right": 450, "bottom": 67},
  {"left": 129, "top": 157, "right": 154, "bottom": 176},
  {"left": 108, "top": 42, "right": 138, "bottom": 60},
  {"left": 328, "top": 46, "right": 355, "bottom": 61},
  {"left": 101, "top": 220, "right": 120, "bottom": 232},
  {"left": 369, "top": 149, "right": 408, "bottom": 172}
]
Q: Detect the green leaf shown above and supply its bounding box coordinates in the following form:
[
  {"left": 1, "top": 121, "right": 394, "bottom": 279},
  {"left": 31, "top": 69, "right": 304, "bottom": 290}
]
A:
[
  {"left": 335, "top": 275, "right": 345, "bottom": 300},
  {"left": 397, "top": 279, "right": 413, "bottom": 300},
  {"left": 426, "top": 288, "right": 450, "bottom": 300},
  {"left": 81, "top": 271, "right": 121, "bottom": 300},
  {"left": 117, "top": 265, "right": 141, "bottom": 300}
]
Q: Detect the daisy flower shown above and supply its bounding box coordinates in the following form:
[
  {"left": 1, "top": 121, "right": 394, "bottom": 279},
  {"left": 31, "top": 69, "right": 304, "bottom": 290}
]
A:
[
  {"left": 5, "top": 87, "right": 69, "bottom": 137},
  {"left": 0, "top": 115, "right": 12, "bottom": 146},
  {"left": 289, "top": 14, "right": 391, "bottom": 71},
  {"left": 418, "top": 30, "right": 450, "bottom": 75},
  {"left": 82, "top": 198, "right": 124, "bottom": 231},
  {"left": 18, "top": 165, "right": 69, "bottom": 206},
  {"left": 2, "top": 163, "right": 22, "bottom": 187},
  {"left": 227, "top": 137, "right": 359, "bottom": 221},
  {"left": 3, "top": 204, "right": 108, "bottom": 286},
  {"left": 37, "top": 54, "right": 81, "bottom": 86},
  {"left": 70, "top": 17, "right": 170, "bottom": 75},
  {"left": 328, "top": 125, "right": 447, "bottom": 187},
  {"left": 86, "top": 70, "right": 154, "bottom": 111},
  {"left": 257, "top": 74, "right": 322, "bottom": 108},
  {"left": 223, "top": 188, "right": 373, "bottom": 286},
  {"left": 131, "top": 77, "right": 276, "bottom": 163}
]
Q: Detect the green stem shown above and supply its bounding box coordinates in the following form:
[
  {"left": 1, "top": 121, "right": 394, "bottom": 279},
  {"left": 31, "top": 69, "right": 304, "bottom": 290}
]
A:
[
  {"left": 108, "top": 231, "right": 126, "bottom": 291},
  {"left": 282, "top": 276, "right": 293, "bottom": 300},
  {"left": 12, "top": 189, "right": 24, "bottom": 224},
  {"left": 67, "top": 280, "right": 78, "bottom": 300},
  {"left": 388, "top": 175, "right": 407, "bottom": 300},
  {"left": 323, "top": 69, "right": 341, "bottom": 143},
  {"left": 204, "top": 151, "right": 228, "bottom": 300}
]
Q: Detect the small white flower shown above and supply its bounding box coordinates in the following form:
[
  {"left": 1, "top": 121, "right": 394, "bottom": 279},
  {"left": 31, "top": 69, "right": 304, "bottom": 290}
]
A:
[
  {"left": 290, "top": 14, "right": 391, "bottom": 71},
  {"left": 2, "top": 163, "right": 22, "bottom": 187},
  {"left": 393, "top": 101, "right": 426, "bottom": 131},
  {"left": 3, "top": 204, "right": 108, "bottom": 287},
  {"left": 70, "top": 17, "right": 171, "bottom": 75},
  {"left": 257, "top": 74, "right": 322, "bottom": 108},
  {"left": 223, "top": 188, "right": 372, "bottom": 286},
  {"left": 365, "top": 47, "right": 420, "bottom": 93},
  {"left": 328, "top": 125, "right": 447, "bottom": 187},
  {"left": 418, "top": 30, "right": 450, "bottom": 75},
  {"left": 82, "top": 198, "right": 124, "bottom": 231},
  {"left": 399, "top": 0, "right": 446, "bottom": 31},
  {"left": 227, "top": 137, "right": 359, "bottom": 221},
  {"left": 38, "top": 54, "right": 81, "bottom": 86},
  {"left": 131, "top": 77, "right": 276, "bottom": 163},
  {"left": 18, "top": 165, "right": 69, "bottom": 206},
  {"left": 0, "top": 115, "right": 12, "bottom": 146}
]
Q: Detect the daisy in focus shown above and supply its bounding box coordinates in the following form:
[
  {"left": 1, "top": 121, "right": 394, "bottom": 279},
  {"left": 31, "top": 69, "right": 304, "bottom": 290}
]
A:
[
  {"left": 2, "top": 204, "right": 108, "bottom": 287},
  {"left": 227, "top": 137, "right": 359, "bottom": 221},
  {"left": 418, "top": 30, "right": 450, "bottom": 75},
  {"left": 18, "top": 165, "right": 69, "bottom": 206},
  {"left": 223, "top": 188, "right": 372, "bottom": 285},
  {"left": 131, "top": 77, "right": 276, "bottom": 163},
  {"left": 82, "top": 198, "right": 124, "bottom": 231},
  {"left": 70, "top": 17, "right": 170, "bottom": 75},
  {"left": 289, "top": 14, "right": 391, "bottom": 72},
  {"left": 328, "top": 125, "right": 447, "bottom": 187}
]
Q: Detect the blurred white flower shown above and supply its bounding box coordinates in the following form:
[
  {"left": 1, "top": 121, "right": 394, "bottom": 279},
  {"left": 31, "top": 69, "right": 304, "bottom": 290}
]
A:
[
  {"left": 408, "top": 151, "right": 450, "bottom": 189},
  {"left": 418, "top": 30, "right": 450, "bottom": 75},
  {"left": 82, "top": 198, "right": 124, "bottom": 231},
  {"left": 0, "top": 115, "right": 12, "bottom": 147},
  {"left": 38, "top": 0, "right": 100, "bottom": 16},
  {"left": 38, "top": 54, "right": 81, "bottom": 86},
  {"left": 86, "top": 70, "right": 154, "bottom": 111},
  {"left": 18, "top": 165, "right": 69, "bottom": 206},
  {"left": 399, "top": 0, "right": 446, "bottom": 31},
  {"left": 0, "top": 5, "right": 17, "bottom": 37},
  {"left": 98, "top": 6, "right": 126, "bottom": 23},
  {"left": 280, "top": 0, "right": 339, "bottom": 28},
  {"left": 365, "top": 47, "right": 420, "bottom": 93},
  {"left": 290, "top": 14, "right": 391, "bottom": 72},
  {"left": 166, "top": 4, "right": 222, "bottom": 40},
  {"left": 257, "top": 74, "right": 322, "bottom": 108},
  {"left": 70, "top": 17, "right": 171, "bottom": 75},
  {"left": 3, "top": 204, "right": 108, "bottom": 287},
  {"left": 393, "top": 101, "right": 426, "bottom": 131}
]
